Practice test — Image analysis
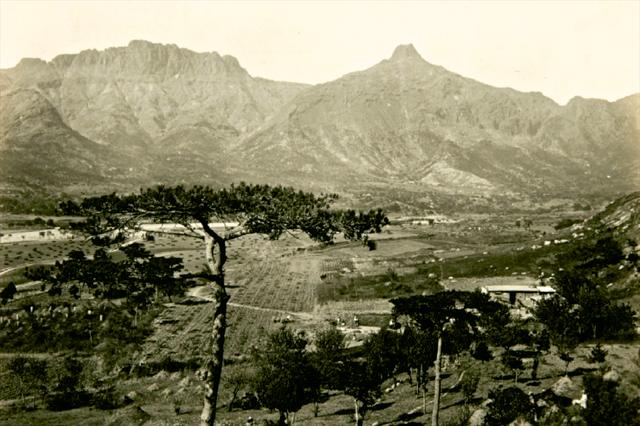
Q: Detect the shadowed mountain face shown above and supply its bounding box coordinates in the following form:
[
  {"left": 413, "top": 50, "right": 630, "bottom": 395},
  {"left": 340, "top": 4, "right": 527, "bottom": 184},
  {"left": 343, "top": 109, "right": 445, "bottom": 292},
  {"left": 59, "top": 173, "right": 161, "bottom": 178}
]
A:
[{"left": 0, "top": 41, "right": 638, "bottom": 205}]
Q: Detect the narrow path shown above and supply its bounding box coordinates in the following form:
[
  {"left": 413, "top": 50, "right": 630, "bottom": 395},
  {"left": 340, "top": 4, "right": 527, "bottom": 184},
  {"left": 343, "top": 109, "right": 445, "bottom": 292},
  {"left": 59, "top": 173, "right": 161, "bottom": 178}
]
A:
[
  {"left": 0, "top": 261, "right": 57, "bottom": 277},
  {"left": 187, "top": 285, "right": 314, "bottom": 320}
]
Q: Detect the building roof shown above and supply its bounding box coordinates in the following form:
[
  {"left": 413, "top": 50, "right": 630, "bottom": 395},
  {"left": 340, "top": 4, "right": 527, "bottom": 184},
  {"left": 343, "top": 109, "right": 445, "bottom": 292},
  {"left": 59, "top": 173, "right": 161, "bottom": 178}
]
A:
[{"left": 481, "top": 285, "right": 556, "bottom": 293}]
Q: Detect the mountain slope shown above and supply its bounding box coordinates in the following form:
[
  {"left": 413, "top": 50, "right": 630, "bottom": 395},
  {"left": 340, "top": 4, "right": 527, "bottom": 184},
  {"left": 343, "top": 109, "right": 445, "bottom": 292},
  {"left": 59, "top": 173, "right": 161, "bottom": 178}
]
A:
[
  {"left": 0, "top": 41, "right": 637, "bottom": 205},
  {"left": 0, "top": 88, "right": 133, "bottom": 188},
  {"left": 0, "top": 40, "right": 308, "bottom": 190},
  {"left": 238, "top": 44, "right": 639, "bottom": 195}
]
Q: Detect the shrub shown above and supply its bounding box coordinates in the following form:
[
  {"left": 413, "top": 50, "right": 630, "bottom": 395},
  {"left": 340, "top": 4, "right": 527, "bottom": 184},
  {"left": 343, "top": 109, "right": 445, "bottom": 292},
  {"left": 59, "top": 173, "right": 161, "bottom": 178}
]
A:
[
  {"left": 93, "top": 386, "right": 123, "bottom": 410},
  {"left": 554, "top": 218, "right": 581, "bottom": 230},
  {"left": 46, "top": 390, "right": 91, "bottom": 411},
  {"left": 442, "top": 406, "right": 471, "bottom": 426},
  {"left": 460, "top": 368, "right": 481, "bottom": 404},
  {"left": 485, "top": 386, "right": 534, "bottom": 426},
  {"left": 583, "top": 373, "right": 640, "bottom": 425}
]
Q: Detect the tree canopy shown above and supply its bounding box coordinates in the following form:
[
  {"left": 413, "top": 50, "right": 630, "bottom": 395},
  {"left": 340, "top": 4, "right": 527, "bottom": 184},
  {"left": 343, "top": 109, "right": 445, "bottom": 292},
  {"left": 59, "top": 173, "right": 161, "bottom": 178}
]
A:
[
  {"left": 252, "top": 327, "right": 316, "bottom": 425},
  {"left": 62, "top": 184, "right": 388, "bottom": 247}
]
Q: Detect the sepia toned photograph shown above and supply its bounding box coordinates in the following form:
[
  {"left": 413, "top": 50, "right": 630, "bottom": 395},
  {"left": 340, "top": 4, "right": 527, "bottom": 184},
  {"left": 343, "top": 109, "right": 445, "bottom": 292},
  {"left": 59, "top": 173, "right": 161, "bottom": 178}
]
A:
[{"left": 0, "top": 1, "right": 639, "bottom": 425}]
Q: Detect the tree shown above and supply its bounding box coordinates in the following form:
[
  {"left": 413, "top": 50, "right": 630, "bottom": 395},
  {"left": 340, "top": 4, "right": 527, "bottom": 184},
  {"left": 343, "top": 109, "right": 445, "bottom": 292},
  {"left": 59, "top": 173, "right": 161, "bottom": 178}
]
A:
[
  {"left": 326, "top": 329, "right": 400, "bottom": 426},
  {"left": 399, "top": 326, "right": 436, "bottom": 413},
  {"left": 310, "top": 326, "right": 346, "bottom": 415},
  {"left": 459, "top": 362, "right": 481, "bottom": 406},
  {"left": 528, "top": 327, "right": 550, "bottom": 381},
  {"left": 363, "top": 328, "right": 402, "bottom": 384},
  {"left": 46, "top": 356, "right": 89, "bottom": 410},
  {"left": 343, "top": 358, "right": 383, "bottom": 426},
  {"left": 588, "top": 342, "right": 608, "bottom": 367},
  {"left": 583, "top": 373, "right": 640, "bottom": 425},
  {"left": 312, "top": 326, "right": 346, "bottom": 389},
  {"left": 501, "top": 351, "right": 525, "bottom": 383},
  {"left": 61, "top": 183, "right": 388, "bottom": 425},
  {"left": 253, "top": 326, "right": 316, "bottom": 425},
  {"left": 1, "top": 281, "right": 17, "bottom": 304},
  {"left": 7, "top": 356, "right": 48, "bottom": 408},
  {"left": 31, "top": 243, "right": 184, "bottom": 308},
  {"left": 485, "top": 386, "right": 535, "bottom": 426},
  {"left": 222, "top": 368, "right": 252, "bottom": 412},
  {"left": 391, "top": 291, "right": 499, "bottom": 426},
  {"left": 535, "top": 295, "right": 580, "bottom": 374},
  {"left": 487, "top": 319, "right": 535, "bottom": 383}
]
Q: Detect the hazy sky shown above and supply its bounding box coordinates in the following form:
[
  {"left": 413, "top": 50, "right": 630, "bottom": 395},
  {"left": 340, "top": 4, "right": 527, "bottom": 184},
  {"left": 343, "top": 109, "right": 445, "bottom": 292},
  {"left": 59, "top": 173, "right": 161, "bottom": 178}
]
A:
[{"left": 0, "top": 0, "right": 638, "bottom": 105}]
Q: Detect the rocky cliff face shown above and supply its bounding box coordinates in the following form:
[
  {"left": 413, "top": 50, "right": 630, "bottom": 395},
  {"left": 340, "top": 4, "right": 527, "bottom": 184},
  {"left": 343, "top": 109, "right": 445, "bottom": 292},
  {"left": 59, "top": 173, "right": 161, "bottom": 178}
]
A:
[
  {"left": 0, "top": 41, "right": 638, "bottom": 204},
  {"left": 0, "top": 40, "right": 308, "bottom": 191}
]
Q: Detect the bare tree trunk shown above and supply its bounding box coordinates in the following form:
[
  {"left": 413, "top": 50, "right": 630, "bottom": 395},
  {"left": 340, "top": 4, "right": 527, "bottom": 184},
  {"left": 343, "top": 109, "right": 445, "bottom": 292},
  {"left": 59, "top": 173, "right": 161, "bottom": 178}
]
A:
[
  {"left": 422, "top": 386, "right": 427, "bottom": 414},
  {"left": 432, "top": 334, "right": 443, "bottom": 426},
  {"left": 354, "top": 398, "right": 360, "bottom": 426},
  {"left": 200, "top": 230, "right": 229, "bottom": 426}
]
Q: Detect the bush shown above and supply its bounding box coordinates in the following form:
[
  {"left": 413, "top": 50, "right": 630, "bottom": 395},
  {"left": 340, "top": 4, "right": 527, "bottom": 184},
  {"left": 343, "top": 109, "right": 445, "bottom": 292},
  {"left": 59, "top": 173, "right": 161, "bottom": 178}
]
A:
[
  {"left": 46, "top": 390, "right": 91, "bottom": 411},
  {"left": 554, "top": 218, "right": 582, "bottom": 230},
  {"left": 442, "top": 406, "right": 471, "bottom": 426},
  {"left": 485, "top": 386, "right": 534, "bottom": 426},
  {"left": 460, "top": 368, "right": 481, "bottom": 404},
  {"left": 93, "top": 386, "right": 123, "bottom": 410},
  {"left": 583, "top": 374, "right": 640, "bottom": 425}
]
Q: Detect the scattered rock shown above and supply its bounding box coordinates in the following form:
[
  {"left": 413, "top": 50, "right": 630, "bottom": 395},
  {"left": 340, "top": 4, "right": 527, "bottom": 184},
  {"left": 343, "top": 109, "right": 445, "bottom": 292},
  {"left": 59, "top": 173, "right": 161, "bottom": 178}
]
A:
[
  {"left": 154, "top": 370, "right": 169, "bottom": 380},
  {"left": 481, "top": 398, "right": 493, "bottom": 407},
  {"left": 124, "top": 391, "right": 138, "bottom": 403},
  {"left": 146, "top": 382, "right": 160, "bottom": 392},
  {"left": 508, "top": 419, "right": 532, "bottom": 426},
  {"left": 552, "top": 376, "right": 581, "bottom": 399},
  {"left": 603, "top": 369, "right": 620, "bottom": 382},
  {"left": 468, "top": 408, "right": 487, "bottom": 426}
]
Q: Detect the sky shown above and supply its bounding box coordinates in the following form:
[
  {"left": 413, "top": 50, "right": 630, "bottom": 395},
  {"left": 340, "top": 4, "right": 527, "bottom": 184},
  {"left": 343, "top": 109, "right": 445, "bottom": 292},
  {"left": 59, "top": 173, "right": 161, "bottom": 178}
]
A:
[{"left": 0, "top": 0, "right": 638, "bottom": 105}]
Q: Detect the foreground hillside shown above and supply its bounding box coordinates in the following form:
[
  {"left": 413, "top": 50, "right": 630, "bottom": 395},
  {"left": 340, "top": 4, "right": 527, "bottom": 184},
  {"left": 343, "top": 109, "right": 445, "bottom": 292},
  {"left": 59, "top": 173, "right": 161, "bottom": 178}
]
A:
[{"left": 0, "top": 190, "right": 638, "bottom": 425}]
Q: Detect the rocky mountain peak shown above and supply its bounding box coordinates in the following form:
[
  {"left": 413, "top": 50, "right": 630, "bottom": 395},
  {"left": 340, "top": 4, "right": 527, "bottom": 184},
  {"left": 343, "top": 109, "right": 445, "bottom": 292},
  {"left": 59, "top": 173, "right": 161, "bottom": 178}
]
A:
[{"left": 390, "top": 44, "right": 423, "bottom": 61}]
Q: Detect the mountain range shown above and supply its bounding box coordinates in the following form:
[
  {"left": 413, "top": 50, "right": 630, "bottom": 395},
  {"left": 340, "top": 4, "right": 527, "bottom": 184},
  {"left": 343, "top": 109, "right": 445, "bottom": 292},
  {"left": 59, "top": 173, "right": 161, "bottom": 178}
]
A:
[{"left": 1, "top": 41, "right": 638, "bottom": 211}]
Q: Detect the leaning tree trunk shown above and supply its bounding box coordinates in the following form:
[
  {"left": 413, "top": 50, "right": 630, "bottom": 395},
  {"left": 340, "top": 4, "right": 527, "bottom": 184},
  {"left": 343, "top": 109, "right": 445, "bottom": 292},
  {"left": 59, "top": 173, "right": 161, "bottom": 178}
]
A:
[
  {"left": 354, "top": 398, "right": 362, "bottom": 426},
  {"left": 200, "top": 231, "right": 229, "bottom": 426},
  {"left": 422, "top": 385, "right": 427, "bottom": 415},
  {"left": 432, "top": 334, "right": 443, "bottom": 426}
]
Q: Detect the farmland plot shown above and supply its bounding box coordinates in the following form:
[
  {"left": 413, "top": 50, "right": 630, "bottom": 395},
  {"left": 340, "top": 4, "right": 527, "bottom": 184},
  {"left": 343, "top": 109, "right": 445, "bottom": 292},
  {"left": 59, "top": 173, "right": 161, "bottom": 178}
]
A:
[
  {"left": 228, "top": 254, "right": 320, "bottom": 313},
  {"left": 142, "top": 236, "right": 324, "bottom": 362}
]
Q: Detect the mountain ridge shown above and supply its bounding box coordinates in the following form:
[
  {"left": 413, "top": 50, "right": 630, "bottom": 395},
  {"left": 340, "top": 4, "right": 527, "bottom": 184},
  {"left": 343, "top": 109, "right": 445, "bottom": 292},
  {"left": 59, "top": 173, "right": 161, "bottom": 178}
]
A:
[{"left": 1, "top": 40, "right": 638, "bottom": 211}]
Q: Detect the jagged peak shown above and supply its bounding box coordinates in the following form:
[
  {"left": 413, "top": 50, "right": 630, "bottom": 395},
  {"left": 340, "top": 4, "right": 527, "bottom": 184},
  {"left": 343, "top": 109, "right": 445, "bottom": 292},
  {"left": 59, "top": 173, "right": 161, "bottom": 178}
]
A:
[{"left": 390, "top": 44, "right": 423, "bottom": 61}]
